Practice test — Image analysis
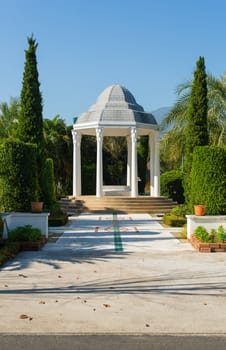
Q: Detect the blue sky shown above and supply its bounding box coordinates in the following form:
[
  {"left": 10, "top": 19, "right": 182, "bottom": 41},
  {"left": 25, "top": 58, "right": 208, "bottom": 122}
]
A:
[{"left": 0, "top": 0, "right": 225, "bottom": 125}]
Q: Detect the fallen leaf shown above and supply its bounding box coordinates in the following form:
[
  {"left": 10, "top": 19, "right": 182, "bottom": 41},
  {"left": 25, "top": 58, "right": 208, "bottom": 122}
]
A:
[
  {"left": 103, "top": 304, "right": 111, "bottom": 308},
  {"left": 19, "top": 314, "right": 29, "bottom": 319},
  {"left": 39, "top": 300, "right": 46, "bottom": 304}
]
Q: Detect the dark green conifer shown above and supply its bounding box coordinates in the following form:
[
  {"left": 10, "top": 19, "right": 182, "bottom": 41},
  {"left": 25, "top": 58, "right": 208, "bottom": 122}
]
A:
[
  {"left": 17, "top": 34, "right": 44, "bottom": 149},
  {"left": 185, "top": 56, "right": 209, "bottom": 171},
  {"left": 184, "top": 56, "right": 209, "bottom": 205}
]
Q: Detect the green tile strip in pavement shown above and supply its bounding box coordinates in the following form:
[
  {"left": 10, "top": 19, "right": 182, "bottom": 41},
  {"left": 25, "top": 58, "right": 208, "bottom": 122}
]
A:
[{"left": 113, "top": 213, "right": 123, "bottom": 252}]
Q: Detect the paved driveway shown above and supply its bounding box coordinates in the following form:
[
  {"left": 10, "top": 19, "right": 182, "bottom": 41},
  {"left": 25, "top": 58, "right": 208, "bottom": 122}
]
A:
[{"left": 0, "top": 213, "right": 226, "bottom": 335}]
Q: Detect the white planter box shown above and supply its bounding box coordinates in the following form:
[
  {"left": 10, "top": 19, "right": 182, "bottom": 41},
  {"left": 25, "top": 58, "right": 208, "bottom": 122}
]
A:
[
  {"left": 2, "top": 212, "right": 50, "bottom": 239},
  {"left": 186, "top": 215, "right": 226, "bottom": 239}
]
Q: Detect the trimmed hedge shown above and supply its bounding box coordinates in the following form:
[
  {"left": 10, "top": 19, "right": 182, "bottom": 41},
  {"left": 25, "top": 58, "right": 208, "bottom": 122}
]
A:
[
  {"left": 41, "top": 158, "right": 56, "bottom": 207},
  {"left": 48, "top": 213, "right": 68, "bottom": 226},
  {"left": 163, "top": 214, "right": 186, "bottom": 227},
  {"left": 0, "top": 140, "right": 38, "bottom": 212},
  {"left": 160, "top": 170, "right": 185, "bottom": 203},
  {"left": 190, "top": 146, "right": 226, "bottom": 214}
]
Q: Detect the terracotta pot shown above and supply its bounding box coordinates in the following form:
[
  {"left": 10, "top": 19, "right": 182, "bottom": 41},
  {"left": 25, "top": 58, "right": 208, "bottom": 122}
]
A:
[
  {"left": 194, "top": 205, "right": 206, "bottom": 216},
  {"left": 31, "top": 201, "right": 43, "bottom": 213}
]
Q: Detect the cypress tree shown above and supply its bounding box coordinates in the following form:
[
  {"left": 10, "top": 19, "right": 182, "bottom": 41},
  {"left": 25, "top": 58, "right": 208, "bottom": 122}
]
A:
[
  {"left": 184, "top": 57, "right": 209, "bottom": 205},
  {"left": 17, "top": 35, "right": 46, "bottom": 201},
  {"left": 17, "top": 34, "right": 44, "bottom": 150},
  {"left": 185, "top": 56, "right": 209, "bottom": 171}
]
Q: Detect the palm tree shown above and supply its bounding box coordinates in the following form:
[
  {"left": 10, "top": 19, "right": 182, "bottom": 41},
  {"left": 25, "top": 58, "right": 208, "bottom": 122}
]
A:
[
  {"left": 0, "top": 97, "right": 20, "bottom": 138},
  {"left": 160, "top": 73, "right": 226, "bottom": 170}
]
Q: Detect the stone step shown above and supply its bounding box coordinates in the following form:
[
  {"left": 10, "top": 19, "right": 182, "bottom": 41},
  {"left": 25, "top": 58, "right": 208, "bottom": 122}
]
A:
[{"left": 60, "top": 196, "right": 177, "bottom": 214}]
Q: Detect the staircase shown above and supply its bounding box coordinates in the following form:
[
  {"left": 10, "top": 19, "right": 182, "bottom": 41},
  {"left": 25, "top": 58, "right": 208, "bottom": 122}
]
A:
[{"left": 60, "top": 196, "right": 177, "bottom": 215}]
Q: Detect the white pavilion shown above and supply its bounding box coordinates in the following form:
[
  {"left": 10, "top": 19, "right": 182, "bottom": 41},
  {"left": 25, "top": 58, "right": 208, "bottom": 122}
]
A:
[{"left": 72, "top": 84, "right": 160, "bottom": 198}]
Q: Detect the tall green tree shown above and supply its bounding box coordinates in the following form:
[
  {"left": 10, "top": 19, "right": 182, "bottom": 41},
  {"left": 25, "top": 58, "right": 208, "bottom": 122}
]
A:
[
  {"left": 17, "top": 35, "right": 44, "bottom": 150},
  {"left": 160, "top": 73, "right": 226, "bottom": 171},
  {"left": 0, "top": 97, "right": 20, "bottom": 138},
  {"left": 43, "top": 116, "right": 73, "bottom": 195},
  {"left": 185, "top": 56, "right": 209, "bottom": 172}
]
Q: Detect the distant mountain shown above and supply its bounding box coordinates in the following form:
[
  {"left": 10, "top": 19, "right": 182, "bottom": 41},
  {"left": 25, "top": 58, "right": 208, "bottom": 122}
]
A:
[{"left": 151, "top": 106, "right": 171, "bottom": 125}]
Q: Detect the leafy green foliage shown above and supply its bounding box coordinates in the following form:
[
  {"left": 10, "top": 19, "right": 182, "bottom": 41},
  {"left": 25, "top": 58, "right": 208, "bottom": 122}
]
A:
[
  {"left": 0, "top": 98, "right": 20, "bottom": 138},
  {"left": 163, "top": 214, "right": 186, "bottom": 227},
  {"left": 194, "top": 226, "right": 209, "bottom": 242},
  {"left": 0, "top": 140, "right": 39, "bottom": 211},
  {"left": 17, "top": 35, "right": 44, "bottom": 148},
  {"left": 48, "top": 213, "right": 68, "bottom": 226},
  {"left": 41, "top": 158, "right": 56, "bottom": 207},
  {"left": 194, "top": 225, "right": 226, "bottom": 243},
  {"left": 44, "top": 116, "right": 73, "bottom": 195},
  {"left": 184, "top": 57, "right": 209, "bottom": 204},
  {"left": 160, "top": 170, "right": 185, "bottom": 203},
  {"left": 190, "top": 146, "right": 226, "bottom": 214},
  {"left": 185, "top": 57, "right": 209, "bottom": 171},
  {"left": 103, "top": 137, "right": 127, "bottom": 185},
  {"left": 9, "top": 225, "right": 42, "bottom": 242},
  {"left": 170, "top": 204, "right": 190, "bottom": 217},
  {"left": 0, "top": 242, "right": 20, "bottom": 265}
]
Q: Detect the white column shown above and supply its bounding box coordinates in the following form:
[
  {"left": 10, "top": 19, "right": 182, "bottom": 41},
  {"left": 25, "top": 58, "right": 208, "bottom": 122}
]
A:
[
  {"left": 96, "top": 127, "right": 103, "bottom": 197},
  {"left": 77, "top": 133, "right": 82, "bottom": 195},
  {"left": 131, "top": 127, "right": 138, "bottom": 197},
  {"left": 72, "top": 130, "right": 78, "bottom": 197},
  {"left": 153, "top": 131, "right": 160, "bottom": 197},
  {"left": 126, "top": 136, "right": 131, "bottom": 188},
  {"left": 149, "top": 133, "right": 155, "bottom": 197}
]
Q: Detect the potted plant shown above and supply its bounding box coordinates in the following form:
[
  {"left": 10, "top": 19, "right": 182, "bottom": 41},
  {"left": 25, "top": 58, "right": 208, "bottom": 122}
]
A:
[
  {"left": 194, "top": 195, "right": 206, "bottom": 216},
  {"left": 194, "top": 204, "right": 206, "bottom": 216},
  {"left": 31, "top": 190, "right": 43, "bottom": 213}
]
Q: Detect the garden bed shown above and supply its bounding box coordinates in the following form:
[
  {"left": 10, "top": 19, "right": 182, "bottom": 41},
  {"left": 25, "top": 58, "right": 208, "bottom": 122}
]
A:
[
  {"left": 190, "top": 235, "right": 226, "bottom": 252},
  {"left": 19, "top": 236, "right": 47, "bottom": 251}
]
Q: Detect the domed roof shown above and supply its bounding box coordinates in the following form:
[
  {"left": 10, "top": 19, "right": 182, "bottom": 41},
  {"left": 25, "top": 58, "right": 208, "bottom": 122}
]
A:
[{"left": 76, "top": 84, "right": 157, "bottom": 126}]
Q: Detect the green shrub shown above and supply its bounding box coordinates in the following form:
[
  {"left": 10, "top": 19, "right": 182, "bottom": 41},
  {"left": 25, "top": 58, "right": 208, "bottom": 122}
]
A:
[
  {"left": 170, "top": 204, "right": 190, "bottom": 217},
  {"left": 163, "top": 214, "right": 186, "bottom": 227},
  {"left": 41, "top": 158, "right": 56, "bottom": 207},
  {"left": 0, "top": 242, "right": 20, "bottom": 265},
  {"left": 48, "top": 213, "right": 68, "bottom": 227},
  {"left": 194, "top": 226, "right": 209, "bottom": 242},
  {"left": 194, "top": 225, "right": 226, "bottom": 243},
  {"left": 160, "top": 170, "right": 185, "bottom": 203},
  {"left": 9, "top": 225, "right": 42, "bottom": 242},
  {"left": 0, "top": 140, "right": 39, "bottom": 211},
  {"left": 190, "top": 146, "right": 226, "bottom": 214}
]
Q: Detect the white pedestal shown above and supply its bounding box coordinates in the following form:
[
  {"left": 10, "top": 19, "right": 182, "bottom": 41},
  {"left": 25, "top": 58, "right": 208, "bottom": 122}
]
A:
[
  {"left": 2, "top": 212, "right": 50, "bottom": 239},
  {"left": 186, "top": 215, "right": 226, "bottom": 239}
]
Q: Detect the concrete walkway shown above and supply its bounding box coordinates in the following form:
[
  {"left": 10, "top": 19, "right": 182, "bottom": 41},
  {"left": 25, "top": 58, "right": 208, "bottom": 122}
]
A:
[{"left": 0, "top": 213, "right": 226, "bottom": 335}]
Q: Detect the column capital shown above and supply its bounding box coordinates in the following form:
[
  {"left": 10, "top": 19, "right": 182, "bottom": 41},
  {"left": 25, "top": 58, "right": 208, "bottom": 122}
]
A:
[
  {"left": 72, "top": 130, "right": 81, "bottom": 144},
  {"left": 131, "top": 127, "right": 137, "bottom": 143},
  {"left": 96, "top": 127, "right": 103, "bottom": 142}
]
